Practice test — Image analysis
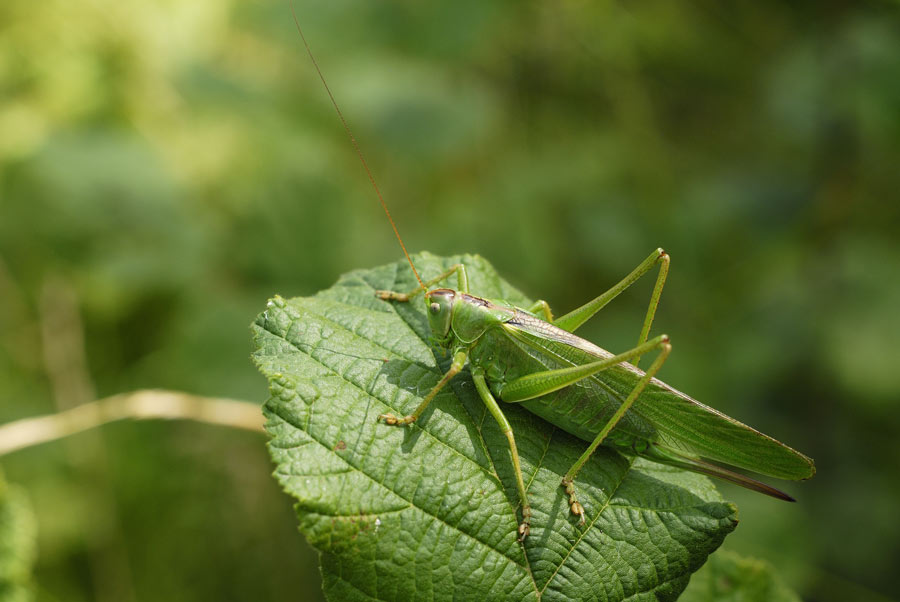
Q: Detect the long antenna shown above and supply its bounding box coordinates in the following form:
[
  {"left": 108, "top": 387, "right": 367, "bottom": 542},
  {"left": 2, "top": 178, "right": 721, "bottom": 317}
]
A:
[{"left": 289, "top": 2, "right": 425, "bottom": 291}]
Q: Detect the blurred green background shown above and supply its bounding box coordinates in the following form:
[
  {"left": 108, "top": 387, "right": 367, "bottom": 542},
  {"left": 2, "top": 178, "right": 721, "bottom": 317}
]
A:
[{"left": 1, "top": 0, "right": 899, "bottom": 600}]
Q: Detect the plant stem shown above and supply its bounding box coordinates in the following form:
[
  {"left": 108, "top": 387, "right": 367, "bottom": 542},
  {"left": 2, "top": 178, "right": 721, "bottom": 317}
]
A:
[{"left": 0, "top": 389, "right": 264, "bottom": 456}]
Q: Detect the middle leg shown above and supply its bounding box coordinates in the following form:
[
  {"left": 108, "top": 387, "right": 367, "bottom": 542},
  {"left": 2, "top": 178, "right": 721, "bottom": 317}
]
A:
[
  {"left": 472, "top": 368, "right": 532, "bottom": 541},
  {"left": 375, "top": 263, "right": 469, "bottom": 302}
]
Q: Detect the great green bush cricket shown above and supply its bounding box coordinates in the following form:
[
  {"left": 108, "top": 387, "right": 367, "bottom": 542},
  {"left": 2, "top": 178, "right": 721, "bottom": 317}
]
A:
[{"left": 290, "top": 10, "right": 815, "bottom": 542}]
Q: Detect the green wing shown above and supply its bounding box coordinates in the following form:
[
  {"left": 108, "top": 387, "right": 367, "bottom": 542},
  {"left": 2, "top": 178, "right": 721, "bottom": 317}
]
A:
[
  {"left": 500, "top": 313, "right": 815, "bottom": 483},
  {"left": 629, "top": 379, "right": 815, "bottom": 481}
]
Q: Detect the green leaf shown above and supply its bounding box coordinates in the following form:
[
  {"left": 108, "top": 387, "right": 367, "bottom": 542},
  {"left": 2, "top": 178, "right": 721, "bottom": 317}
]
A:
[
  {"left": 680, "top": 550, "right": 802, "bottom": 602},
  {"left": 0, "top": 471, "right": 36, "bottom": 602},
  {"left": 252, "top": 253, "right": 738, "bottom": 601}
]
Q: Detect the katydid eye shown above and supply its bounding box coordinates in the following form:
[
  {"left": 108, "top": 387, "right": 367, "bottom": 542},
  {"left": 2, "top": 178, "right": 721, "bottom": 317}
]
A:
[{"left": 430, "top": 302, "right": 441, "bottom": 313}]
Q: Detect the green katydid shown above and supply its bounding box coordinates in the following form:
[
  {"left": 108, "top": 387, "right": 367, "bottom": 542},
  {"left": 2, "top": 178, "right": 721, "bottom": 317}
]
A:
[
  {"left": 290, "top": 13, "right": 815, "bottom": 542},
  {"left": 372, "top": 255, "right": 815, "bottom": 540}
]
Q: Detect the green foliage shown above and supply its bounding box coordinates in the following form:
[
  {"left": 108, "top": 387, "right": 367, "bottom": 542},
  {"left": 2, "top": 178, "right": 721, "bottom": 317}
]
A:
[
  {"left": 252, "top": 254, "right": 740, "bottom": 601},
  {"left": 0, "top": 471, "right": 36, "bottom": 602},
  {"left": 681, "top": 550, "right": 801, "bottom": 602}
]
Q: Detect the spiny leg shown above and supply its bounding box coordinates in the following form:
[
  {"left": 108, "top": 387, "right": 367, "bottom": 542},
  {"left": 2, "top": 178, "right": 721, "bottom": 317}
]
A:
[
  {"left": 498, "top": 334, "right": 672, "bottom": 523},
  {"left": 561, "top": 338, "right": 672, "bottom": 524},
  {"left": 377, "top": 350, "right": 467, "bottom": 425},
  {"left": 633, "top": 251, "right": 669, "bottom": 368},
  {"left": 472, "top": 369, "right": 532, "bottom": 541},
  {"left": 499, "top": 334, "right": 671, "bottom": 403},
  {"left": 375, "top": 263, "right": 469, "bottom": 301},
  {"left": 552, "top": 249, "right": 669, "bottom": 369}
]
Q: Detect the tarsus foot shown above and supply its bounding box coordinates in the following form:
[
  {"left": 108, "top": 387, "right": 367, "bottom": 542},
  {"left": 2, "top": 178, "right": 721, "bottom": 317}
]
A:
[
  {"left": 375, "top": 290, "right": 410, "bottom": 302},
  {"left": 377, "top": 413, "right": 417, "bottom": 426},
  {"left": 518, "top": 505, "right": 532, "bottom": 542},
  {"left": 562, "top": 477, "right": 586, "bottom": 525}
]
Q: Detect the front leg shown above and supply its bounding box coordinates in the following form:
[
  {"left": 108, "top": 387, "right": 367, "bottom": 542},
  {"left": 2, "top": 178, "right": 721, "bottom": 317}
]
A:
[
  {"left": 377, "top": 350, "right": 468, "bottom": 425},
  {"left": 375, "top": 263, "right": 469, "bottom": 301}
]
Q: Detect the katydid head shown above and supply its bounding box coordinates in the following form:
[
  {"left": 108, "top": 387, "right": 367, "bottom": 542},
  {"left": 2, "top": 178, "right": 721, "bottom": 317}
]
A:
[{"left": 425, "top": 288, "right": 455, "bottom": 341}]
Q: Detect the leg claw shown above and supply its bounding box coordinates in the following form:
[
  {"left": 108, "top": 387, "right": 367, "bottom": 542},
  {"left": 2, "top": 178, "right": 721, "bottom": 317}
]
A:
[
  {"left": 518, "top": 522, "right": 530, "bottom": 542},
  {"left": 571, "top": 501, "right": 585, "bottom": 526},
  {"left": 518, "top": 506, "right": 532, "bottom": 542}
]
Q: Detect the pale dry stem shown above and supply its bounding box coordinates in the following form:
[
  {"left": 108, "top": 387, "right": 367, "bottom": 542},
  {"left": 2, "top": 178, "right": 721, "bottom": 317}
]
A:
[{"left": 0, "top": 389, "right": 264, "bottom": 456}]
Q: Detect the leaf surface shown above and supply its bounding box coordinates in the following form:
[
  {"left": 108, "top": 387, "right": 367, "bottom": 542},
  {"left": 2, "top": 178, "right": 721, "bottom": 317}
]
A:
[{"left": 252, "top": 253, "right": 738, "bottom": 601}]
